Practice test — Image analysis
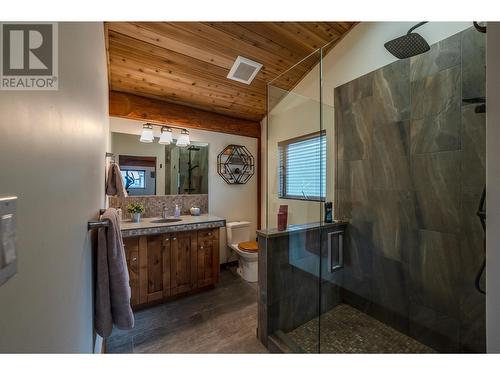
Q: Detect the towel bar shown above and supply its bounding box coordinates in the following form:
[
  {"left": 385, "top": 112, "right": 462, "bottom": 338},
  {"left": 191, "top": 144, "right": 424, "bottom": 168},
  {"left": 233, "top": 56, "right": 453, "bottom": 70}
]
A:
[{"left": 87, "top": 219, "right": 110, "bottom": 231}]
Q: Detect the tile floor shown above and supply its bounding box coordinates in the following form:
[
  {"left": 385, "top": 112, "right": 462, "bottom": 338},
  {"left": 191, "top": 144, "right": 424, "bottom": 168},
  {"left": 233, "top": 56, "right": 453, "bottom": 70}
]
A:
[
  {"left": 287, "top": 304, "right": 435, "bottom": 353},
  {"left": 106, "top": 269, "right": 268, "bottom": 353}
]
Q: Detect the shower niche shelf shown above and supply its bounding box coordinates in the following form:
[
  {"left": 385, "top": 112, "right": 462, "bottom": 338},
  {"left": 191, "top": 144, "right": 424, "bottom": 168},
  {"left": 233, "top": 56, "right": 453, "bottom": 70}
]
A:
[{"left": 217, "top": 144, "right": 255, "bottom": 184}]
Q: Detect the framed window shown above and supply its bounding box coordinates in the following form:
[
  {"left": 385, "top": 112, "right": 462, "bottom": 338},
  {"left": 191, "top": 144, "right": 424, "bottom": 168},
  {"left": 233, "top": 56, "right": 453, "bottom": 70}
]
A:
[
  {"left": 118, "top": 155, "right": 157, "bottom": 195},
  {"left": 278, "top": 131, "right": 326, "bottom": 201},
  {"left": 121, "top": 170, "right": 146, "bottom": 189}
]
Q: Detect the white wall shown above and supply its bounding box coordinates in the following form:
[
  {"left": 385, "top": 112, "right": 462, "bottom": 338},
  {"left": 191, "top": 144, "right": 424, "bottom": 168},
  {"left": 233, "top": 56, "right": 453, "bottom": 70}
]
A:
[
  {"left": 0, "top": 23, "right": 109, "bottom": 352},
  {"left": 110, "top": 117, "right": 258, "bottom": 263},
  {"left": 294, "top": 22, "right": 472, "bottom": 103},
  {"left": 263, "top": 22, "right": 472, "bottom": 227},
  {"left": 260, "top": 118, "right": 267, "bottom": 228},
  {"left": 486, "top": 22, "right": 500, "bottom": 353}
]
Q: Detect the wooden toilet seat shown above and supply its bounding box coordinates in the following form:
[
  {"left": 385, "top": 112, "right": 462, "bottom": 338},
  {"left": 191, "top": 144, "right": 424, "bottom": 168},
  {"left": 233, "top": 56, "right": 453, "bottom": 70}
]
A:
[{"left": 237, "top": 241, "right": 258, "bottom": 253}]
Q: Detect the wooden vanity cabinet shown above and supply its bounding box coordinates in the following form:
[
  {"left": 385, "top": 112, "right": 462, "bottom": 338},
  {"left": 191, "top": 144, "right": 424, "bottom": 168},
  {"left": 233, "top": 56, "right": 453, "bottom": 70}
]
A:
[
  {"left": 123, "top": 236, "right": 140, "bottom": 306},
  {"left": 170, "top": 231, "right": 198, "bottom": 295},
  {"left": 123, "top": 228, "right": 220, "bottom": 309},
  {"left": 196, "top": 229, "right": 220, "bottom": 287},
  {"left": 138, "top": 234, "right": 171, "bottom": 304}
]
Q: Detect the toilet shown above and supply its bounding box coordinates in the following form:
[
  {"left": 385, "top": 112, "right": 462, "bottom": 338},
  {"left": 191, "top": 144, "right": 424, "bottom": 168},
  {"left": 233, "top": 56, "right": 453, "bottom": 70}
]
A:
[{"left": 226, "top": 221, "right": 258, "bottom": 282}]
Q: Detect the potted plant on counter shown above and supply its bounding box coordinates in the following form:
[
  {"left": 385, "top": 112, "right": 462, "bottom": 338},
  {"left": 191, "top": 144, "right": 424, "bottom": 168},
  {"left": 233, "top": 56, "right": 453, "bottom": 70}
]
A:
[{"left": 127, "top": 203, "right": 145, "bottom": 223}]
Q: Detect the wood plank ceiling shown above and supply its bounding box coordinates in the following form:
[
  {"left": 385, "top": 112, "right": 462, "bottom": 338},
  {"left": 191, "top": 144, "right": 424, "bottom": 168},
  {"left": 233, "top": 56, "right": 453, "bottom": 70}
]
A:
[{"left": 106, "top": 22, "right": 357, "bottom": 121}]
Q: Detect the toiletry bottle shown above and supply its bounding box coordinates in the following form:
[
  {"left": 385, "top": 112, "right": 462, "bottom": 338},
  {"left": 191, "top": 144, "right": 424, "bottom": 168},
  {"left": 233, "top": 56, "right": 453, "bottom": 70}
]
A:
[
  {"left": 277, "top": 205, "right": 288, "bottom": 231},
  {"left": 174, "top": 204, "right": 181, "bottom": 218},
  {"left": 324, "top": 202, "right": 333, "bottom": 223}
]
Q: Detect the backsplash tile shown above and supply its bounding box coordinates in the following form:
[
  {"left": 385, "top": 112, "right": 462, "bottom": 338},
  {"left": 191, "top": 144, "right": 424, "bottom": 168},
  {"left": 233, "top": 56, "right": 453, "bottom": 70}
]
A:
[{"left": 109, "top": 194, "right": 208, "bottom": 219}]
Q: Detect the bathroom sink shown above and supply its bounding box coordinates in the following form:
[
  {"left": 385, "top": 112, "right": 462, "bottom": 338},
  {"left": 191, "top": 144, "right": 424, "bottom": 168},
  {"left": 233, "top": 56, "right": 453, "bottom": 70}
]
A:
[{"left": 150, "top": 218, "right": 183, "bottom": 224}]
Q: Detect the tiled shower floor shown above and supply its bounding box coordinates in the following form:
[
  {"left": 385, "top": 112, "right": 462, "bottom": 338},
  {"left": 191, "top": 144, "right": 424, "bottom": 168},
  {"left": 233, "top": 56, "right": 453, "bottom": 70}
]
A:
[{"left": 287, "top": 304, "right": 435, "bottom": 353}]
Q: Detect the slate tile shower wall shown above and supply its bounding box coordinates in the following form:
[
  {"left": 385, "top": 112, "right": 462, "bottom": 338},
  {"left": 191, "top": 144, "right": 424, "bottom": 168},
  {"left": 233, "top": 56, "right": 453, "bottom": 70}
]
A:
[{"left": 334, "top": 28, "right": 485, "bottom": 353}]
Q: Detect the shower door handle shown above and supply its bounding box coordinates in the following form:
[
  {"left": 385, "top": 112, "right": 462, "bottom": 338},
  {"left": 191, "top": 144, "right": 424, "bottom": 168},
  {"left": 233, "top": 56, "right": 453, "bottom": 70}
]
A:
[{"left": 327, "top": 230, "right": 344, "bottom": 273}]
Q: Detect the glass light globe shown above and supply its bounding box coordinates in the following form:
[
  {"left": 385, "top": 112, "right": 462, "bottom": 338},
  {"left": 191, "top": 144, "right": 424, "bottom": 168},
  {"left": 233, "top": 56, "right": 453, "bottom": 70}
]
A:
[
  {"left": 140, "top": 124, "right": 154, "bottom": 143},
  {"left": 159, "top": 127, "right": 173, "bottom": 144},
  {"left": 176, "top": 129, "right": 190, "bottom": 147}
]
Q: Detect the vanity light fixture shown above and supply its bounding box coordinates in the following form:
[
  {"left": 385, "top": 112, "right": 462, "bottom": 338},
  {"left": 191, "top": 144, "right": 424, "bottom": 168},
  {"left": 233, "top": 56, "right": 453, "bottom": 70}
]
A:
[
  {"left": 139, "top": 124, "right": 154, "bottom": 143},
  {"left": 176, "top": 129, "right": 190, "bottom": 147},
  {"left": 158, "top": 126, "right": 173, "bottom": 145},
  {"left": 139, "top": 123, "right": 191, "bottom": 146}
]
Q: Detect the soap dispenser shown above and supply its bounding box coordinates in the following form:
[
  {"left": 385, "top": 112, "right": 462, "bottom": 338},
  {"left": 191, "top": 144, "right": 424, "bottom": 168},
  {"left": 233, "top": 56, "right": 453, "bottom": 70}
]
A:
[{"left": 174, "top": 204, "right": 181, "bottom": 218}]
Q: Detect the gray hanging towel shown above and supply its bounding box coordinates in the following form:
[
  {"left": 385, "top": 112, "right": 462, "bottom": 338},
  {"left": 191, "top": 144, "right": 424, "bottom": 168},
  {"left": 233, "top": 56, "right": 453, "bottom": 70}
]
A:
[
  {"left": 106, "top": 163, "right": 128, "bottom": 198},
  {"left": 95, "top": 208, "right": 134, "bottom": 338}
]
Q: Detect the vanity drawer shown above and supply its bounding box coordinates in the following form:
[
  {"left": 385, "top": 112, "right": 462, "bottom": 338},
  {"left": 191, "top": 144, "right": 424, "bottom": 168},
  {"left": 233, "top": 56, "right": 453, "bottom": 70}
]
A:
[{"left": 198, "top": 228, "right": 218, "bottom": 240}]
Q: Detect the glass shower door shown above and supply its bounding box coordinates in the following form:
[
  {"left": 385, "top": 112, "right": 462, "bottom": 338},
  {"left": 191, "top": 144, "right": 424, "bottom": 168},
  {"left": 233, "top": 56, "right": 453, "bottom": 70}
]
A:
[{"left": 264, "top": 48, "right": 324, "bottom": 353}]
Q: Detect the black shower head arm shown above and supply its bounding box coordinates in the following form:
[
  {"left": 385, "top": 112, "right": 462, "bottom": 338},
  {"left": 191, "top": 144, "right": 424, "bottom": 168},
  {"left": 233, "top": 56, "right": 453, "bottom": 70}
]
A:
[
  {"left": 473, "top": 22, "right": 487, "bottom": 33},
  {"left": 407, "top": 22, "right": 428, "bottom": 35}
]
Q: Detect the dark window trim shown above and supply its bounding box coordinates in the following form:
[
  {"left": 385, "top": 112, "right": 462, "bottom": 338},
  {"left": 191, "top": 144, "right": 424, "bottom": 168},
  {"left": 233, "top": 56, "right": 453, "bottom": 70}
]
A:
[
  {"left": 119, "top": 155, "right": 157, "bottom": 168},
  {"left": 278, "top": 130, "right": 326, "bottom": 202}
]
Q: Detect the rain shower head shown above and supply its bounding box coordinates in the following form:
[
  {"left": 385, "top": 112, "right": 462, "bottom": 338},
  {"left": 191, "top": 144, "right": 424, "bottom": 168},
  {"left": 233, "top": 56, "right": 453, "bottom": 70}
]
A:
[{"left": 384, "top": 22, "right": 430, "bottom": 59}]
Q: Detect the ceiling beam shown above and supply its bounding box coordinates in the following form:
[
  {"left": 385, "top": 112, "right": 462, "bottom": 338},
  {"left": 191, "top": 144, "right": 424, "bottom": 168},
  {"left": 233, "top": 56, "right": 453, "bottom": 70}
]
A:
[{"left": 109, "top": 90, "right": 261, "bottom": 138}]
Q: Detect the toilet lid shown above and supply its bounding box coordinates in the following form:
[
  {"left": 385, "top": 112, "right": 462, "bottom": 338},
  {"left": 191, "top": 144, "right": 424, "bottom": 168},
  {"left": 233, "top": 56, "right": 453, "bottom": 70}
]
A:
[{"left": 238, "top": 241, "right": 258, "bottom": 252}]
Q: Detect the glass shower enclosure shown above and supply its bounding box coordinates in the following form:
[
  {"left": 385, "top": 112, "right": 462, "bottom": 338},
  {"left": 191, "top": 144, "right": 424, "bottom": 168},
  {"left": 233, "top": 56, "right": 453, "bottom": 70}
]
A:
[{"left": 258, "top": 25, "right": 486, "bottom": 353}]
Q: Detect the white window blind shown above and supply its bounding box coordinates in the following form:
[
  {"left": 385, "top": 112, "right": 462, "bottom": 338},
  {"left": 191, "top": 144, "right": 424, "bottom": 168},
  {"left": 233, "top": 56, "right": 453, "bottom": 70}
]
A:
[{"left": 278, "top": 132, "right": 326, "bottom": 201}]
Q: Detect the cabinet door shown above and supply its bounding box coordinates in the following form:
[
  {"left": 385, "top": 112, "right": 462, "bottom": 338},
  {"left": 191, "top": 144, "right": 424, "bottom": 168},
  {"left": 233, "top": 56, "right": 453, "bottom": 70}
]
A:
[
  {"left": 162, "top": 235, "right": 172, "bottom": 299},
  {"left": 123, "top": 237, "right": 140, "bottom": 307},
  {"left": 197, "top": 229, "right": 220, "bottom": 287},
  {"left": 171, "top": 231, "right": 197, "bottom": 294},
  {"left": 139, "top": 234, "right": 171, "bottom": 304}
]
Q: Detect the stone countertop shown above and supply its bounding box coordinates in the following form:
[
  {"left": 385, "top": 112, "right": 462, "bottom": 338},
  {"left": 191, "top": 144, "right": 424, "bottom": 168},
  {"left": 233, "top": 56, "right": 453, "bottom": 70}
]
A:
[
  {"left": 256, "top": 220, "right": 348, "bottom": 238},
  {"left": 120, "top": 214, "right": 226, "bottom": 238}
]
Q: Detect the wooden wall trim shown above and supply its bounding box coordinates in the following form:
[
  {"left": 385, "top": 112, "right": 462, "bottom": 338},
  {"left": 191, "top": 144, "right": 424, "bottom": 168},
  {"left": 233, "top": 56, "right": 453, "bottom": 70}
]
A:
[
  {"left": 109, "top": 90, "right": 261, "bottom": 138},
  {"left": 119, "top": 155, "right": 157, "bottom": 168}
]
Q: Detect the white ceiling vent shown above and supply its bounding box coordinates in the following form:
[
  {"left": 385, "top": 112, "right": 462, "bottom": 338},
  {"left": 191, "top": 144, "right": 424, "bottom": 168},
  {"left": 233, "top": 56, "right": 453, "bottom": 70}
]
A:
[{"left": 227, "top": 56, "right": 262, "bottom": 85}]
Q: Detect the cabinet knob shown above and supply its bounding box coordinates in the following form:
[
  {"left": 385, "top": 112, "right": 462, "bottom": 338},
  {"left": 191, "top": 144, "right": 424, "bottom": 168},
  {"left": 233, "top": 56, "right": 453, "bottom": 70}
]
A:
[
  {"left": 132, "top": 257, "right": 137, "bottom": 262},
  {"left": 200, "top": 246, "right": 204, "bottom": 249},
  {"left": 173, "top": 237, "right": 176, "bottom": 241},
  {"left": 208, "top": 232, "right": 212, "bottom": 236}
]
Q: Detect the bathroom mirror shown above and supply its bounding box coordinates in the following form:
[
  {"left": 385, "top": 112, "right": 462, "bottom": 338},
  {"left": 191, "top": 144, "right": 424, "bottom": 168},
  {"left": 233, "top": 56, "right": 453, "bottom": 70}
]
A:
[{"left": 111, "top": 132, "right": 209, "bottom": 196}]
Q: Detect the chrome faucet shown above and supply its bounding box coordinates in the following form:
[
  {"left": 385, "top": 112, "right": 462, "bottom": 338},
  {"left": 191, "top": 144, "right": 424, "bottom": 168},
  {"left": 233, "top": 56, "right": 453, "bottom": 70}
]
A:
[{"left": 162, "top": 205, "right": 169, "bottom": 219}]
